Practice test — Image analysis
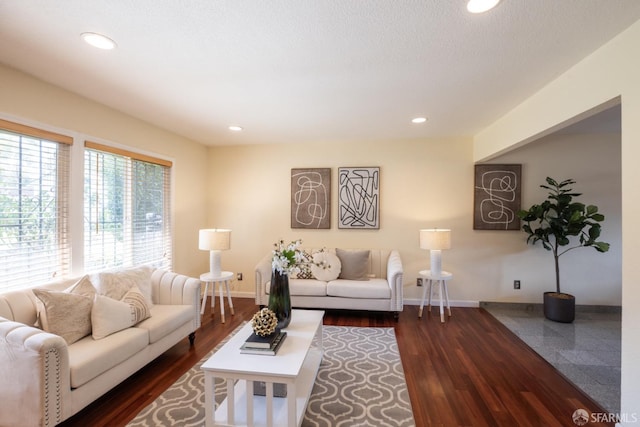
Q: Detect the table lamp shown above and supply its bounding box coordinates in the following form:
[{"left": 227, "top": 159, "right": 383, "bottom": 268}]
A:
[
  {"left": 199, "top": 229, "right": 231, "bottom": 278},
  {"left": 419, "top": 229, "right": 451, "bottom": 276}
]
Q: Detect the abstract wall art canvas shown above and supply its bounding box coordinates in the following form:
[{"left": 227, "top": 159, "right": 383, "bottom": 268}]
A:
[
  {"left": 291, "top": 168, "right": 331, "bottom": 229},
  {"left": 338, "top": 167, "right": 380, "bottom": 229},
  {"left": 473, "top": 164, "right": 521, "bottom": 230}
]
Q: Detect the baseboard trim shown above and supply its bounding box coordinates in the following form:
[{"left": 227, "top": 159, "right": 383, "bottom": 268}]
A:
[
  {"left": 215, "top": 293, "right": 482, "bottom": 308},
  {"left": 479, "top": 301, "right": 621, "bottom": 314}
]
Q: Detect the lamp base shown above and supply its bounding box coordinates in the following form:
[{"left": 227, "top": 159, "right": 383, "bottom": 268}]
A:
[
  {"left": 430, "top": 250, "right": 442, "bottom": 277},
  {"left": 210, "top": 250, "right": 222, "bottom": 278}
]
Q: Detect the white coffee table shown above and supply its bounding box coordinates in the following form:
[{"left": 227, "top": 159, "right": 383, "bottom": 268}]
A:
[{"left": 201, "top": 309, "right": 324, "bottom": 427}]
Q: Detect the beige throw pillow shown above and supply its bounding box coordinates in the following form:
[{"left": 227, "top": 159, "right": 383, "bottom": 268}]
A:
[
  {"left": 65, "top": 274, "right": 97, "bottom": 298},
  {"left": 336, "top": 249, "right": 370, "bottom": 280},
  {"left": 123, "top": 285, "right": 151, "bottom": 324},
  {"left": 34, "top": 275, "right": 96, "bottom": 329},
  {"left": 91, "top": 285, "right": 151, "bottom": 340},
  {"left": 95, "top": 266, "right": 153, "bottom": 306},
  {"left": 311, "top": 251, "right": 341, "bottom": 281},
  {"left": 32, "top": 289, "right": 93, "bottom": 345},
  {"left": 91, "top": 295, "right": 134, "bottom": 340}
]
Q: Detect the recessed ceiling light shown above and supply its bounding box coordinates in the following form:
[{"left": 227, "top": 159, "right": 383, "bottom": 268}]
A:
[
  {"left": 467, "top": 0, "right": 500, "bottom": 13},
  {"left": 412, "top": 117, "right": 427, "bottom": 124},
  {"left": 81, "top": 32, "right": 117, "bottom": 50},
  {"left": 228, "top": 126, "right": 243, "bottom": 132}
]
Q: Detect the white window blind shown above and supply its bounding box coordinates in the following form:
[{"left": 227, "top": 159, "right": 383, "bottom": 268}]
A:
[
  {"left": 84, "top": 141, "right": 172, "bottom": 272},
  {"left": 0, "top": 119, "right": 72, "bottom": 291}
]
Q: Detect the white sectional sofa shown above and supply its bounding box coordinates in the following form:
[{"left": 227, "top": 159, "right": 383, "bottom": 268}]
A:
[
  {"left": 0, "top": 267, "right": 201, "bottom": 427},
  {"left": 255, "top": 248, "right": 403, "bottom": 317}
]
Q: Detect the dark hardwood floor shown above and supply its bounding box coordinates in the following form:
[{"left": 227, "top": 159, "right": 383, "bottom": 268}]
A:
[{"left": 60, "top": 298, "right": 613, "bottom": 427}]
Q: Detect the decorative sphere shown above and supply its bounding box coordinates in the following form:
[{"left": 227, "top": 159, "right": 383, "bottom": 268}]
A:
[{"left": 251, "top": 308, "right": 278, "bottom": 336}]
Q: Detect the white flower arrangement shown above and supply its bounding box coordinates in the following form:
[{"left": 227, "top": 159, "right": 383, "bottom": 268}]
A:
[{"left": 271, "top": 239, "right": 305, "bottom": 275}]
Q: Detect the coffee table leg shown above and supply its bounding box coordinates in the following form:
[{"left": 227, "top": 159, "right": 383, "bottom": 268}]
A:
[
  {"left": 287, "top": 383, "right": 297, "bottom": 426},
  {"left": 266, "top": 383, "right": 273, "bottom": 427},
  {"left": 226, "top": 379, "right": 235, "bottom": 424},
  {"left": 204, "top": 374, "right": 214, "bottom": 427},
  {"left": 246, "top": 380, "right": 254, "bottom": 426}
]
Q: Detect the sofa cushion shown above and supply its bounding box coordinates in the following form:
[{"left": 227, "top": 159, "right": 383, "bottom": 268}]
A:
[
  {"left": 33, "top": 275, "right": 96, "bottom": 329},
  {"left": 32, "top": 288, "right": 93, "bottom": 345},
  {"left": 266, "top": 279, "right": 327, "bottom": 297},
  {"left": 92, "top": 294, "right": 134, "bottom": 339},
  {"left": 65, "top": 275, "right": 98, "bottom": 298},
  {"left": 311, "top": 251, "right": 341, "bottom": 281},
  {"left": 68, "top": 326, "right": 149, "bottom": 388},
  {"left": 326, "top": 278, "right": 391, "bottom": 299},
  {"left": 291, "top": 250, "right": 314, "bottom": 279},
  {"left": 135, "top": 304, "right": 193, "bottom": 344},
  {"left": 94, "top": 266, "right": 154, "bottom": 306},
  {"left": 91, "top": 286, "right": 152, "bottom": 339},
  {"left": 123, "top": 286, "right": 152, "bottom": 323},
  {"left": 336, "top": 248, "right": 370, "bottom": 280}
]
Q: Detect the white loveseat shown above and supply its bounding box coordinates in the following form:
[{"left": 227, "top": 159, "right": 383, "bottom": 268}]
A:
[
  {"left": 0, "top": 267, "right": 201, "bottom": 427},
  {"left": 255, "top": 248, "right": 403, "bottom": 317}
]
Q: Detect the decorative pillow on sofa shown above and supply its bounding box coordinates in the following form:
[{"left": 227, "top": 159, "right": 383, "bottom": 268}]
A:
[
  {"left": 336, "top": 248, "right": 370, "bottom": 280},
  {"left": 94, "top": 266, "right": 153, "bottom": 306},
  {"left": 65, "top": 274, "right": 98, "bottom": 298},
  {"left": 33, "top": 274, "right": 97, "bottom": 329},
  {"left": 311, "top": 251, "right": 341, "bottom": 281},
  {"left": 32, "top": 288, "right": 93, "bottom": 345},
  {"left": 91, "top": 285, "right": 151, "bottom": 340},
  {"left": 292, "top": 250, "right": 314, "bottom": 279}
]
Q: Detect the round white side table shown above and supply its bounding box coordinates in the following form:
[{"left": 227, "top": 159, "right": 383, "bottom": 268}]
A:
[
  {"left": 418, "top": 270, "right": 453, "bottom": 323},
  {"left": 200, "top": 271, "right": 235, "bottom": 323}
]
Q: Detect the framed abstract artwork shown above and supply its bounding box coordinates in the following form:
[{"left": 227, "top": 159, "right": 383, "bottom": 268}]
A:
[
  {"left": 338, "top": 167, "right": 380, "bottom": 229},
  {"left": 473, "top": 164, "right": 521, "bottom": 230},
  {"left": 291, "top": 168, "right": 331, "bottom": 229}
]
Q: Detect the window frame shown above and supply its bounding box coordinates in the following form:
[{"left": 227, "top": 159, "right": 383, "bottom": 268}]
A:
[
  {"left": 0, "top": 117, "right": 175, "bottom": 292},
  {"left": 83, "top": 141, "right": 173, "bottom": 272},
  {"left": 0, "top": 119, "right": 73, "bottom": 290}
]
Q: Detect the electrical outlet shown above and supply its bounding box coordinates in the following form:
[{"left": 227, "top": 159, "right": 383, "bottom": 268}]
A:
[
  {"left": 417, "top": 277, "right": 423, "bottom": 287},
  {"left": 514, "top": 280, "right": 521, "bottom": 290},
  {"left": 237, "top": 272, "right": 243, "bottom": 281}
]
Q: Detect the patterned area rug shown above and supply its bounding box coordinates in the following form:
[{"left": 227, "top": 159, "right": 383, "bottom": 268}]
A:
[{"left": 127, "top": 325, "right": 414, "bottom": 427}]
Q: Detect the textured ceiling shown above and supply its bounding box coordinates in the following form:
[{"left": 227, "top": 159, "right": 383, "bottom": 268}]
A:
[{"left": 0, "top": 1, "right": 638, "bottom": 146}]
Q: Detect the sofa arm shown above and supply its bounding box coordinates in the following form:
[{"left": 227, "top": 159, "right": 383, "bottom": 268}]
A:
[
  {"left": 0, "top": 318, "right": 70, "bottom": 427},
  {"left": 255, "top": 253, "right": 272, "bottom": 306},
  {"left": 387, "top": 250, "right": 404, "bottom": 312},
  {"left": 151, "top": 270, "right": 202, "bottom": 330}
]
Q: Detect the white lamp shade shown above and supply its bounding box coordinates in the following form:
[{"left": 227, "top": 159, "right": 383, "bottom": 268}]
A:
[
  {"left": 419, "top": 229, "right": 451, "bottom": 250},
  {"left": 199, "top": 229, "right": 231, "bottom": 251}
]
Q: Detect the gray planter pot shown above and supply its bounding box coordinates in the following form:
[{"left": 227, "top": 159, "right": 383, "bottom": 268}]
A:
[{"left": 543, "top": 291, "right": 575, "bottom": 323}]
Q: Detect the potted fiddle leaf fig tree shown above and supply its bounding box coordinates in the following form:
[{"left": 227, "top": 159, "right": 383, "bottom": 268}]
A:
[{"left": 516, "top": 177, "right": 610, "bottom": 323}]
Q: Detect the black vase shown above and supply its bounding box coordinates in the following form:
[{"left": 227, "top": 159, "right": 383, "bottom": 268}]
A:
[{"left": 268, "top": 270, "right": 292, "bottom": 329}]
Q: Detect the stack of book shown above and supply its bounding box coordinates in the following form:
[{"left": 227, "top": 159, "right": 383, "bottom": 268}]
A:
[{"left": 240, "top": 330, "right": 287, "bottom": 355}]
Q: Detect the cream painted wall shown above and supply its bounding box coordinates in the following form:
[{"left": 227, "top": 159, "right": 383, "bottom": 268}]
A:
[
  {"left": 0, "top": 64, "right": 210, "bottom": 277},
  {"left": 208, "top": 133, "right": 622, "bottom": 307},
  {"left": 486, "top": 132, "right": 622, "bottom": 305},
  {"left": 474, "top": 19, "right": 640, "bottom": 423},
  {"left": 205, "top": 137, "right": 491, "bottom": 303}
]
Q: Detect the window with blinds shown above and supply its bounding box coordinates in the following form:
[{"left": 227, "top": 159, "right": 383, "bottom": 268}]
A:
[
  {"left": 84, "top": 142, "right": 172, "bottom": 272},
  {"left": 0, "top": 120, "right": 72, "bottom": 291}
]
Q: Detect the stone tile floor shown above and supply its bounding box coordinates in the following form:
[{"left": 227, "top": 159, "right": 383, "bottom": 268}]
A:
[{"left": 481, "top": 302, "right": 621, "bottom": 414}]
